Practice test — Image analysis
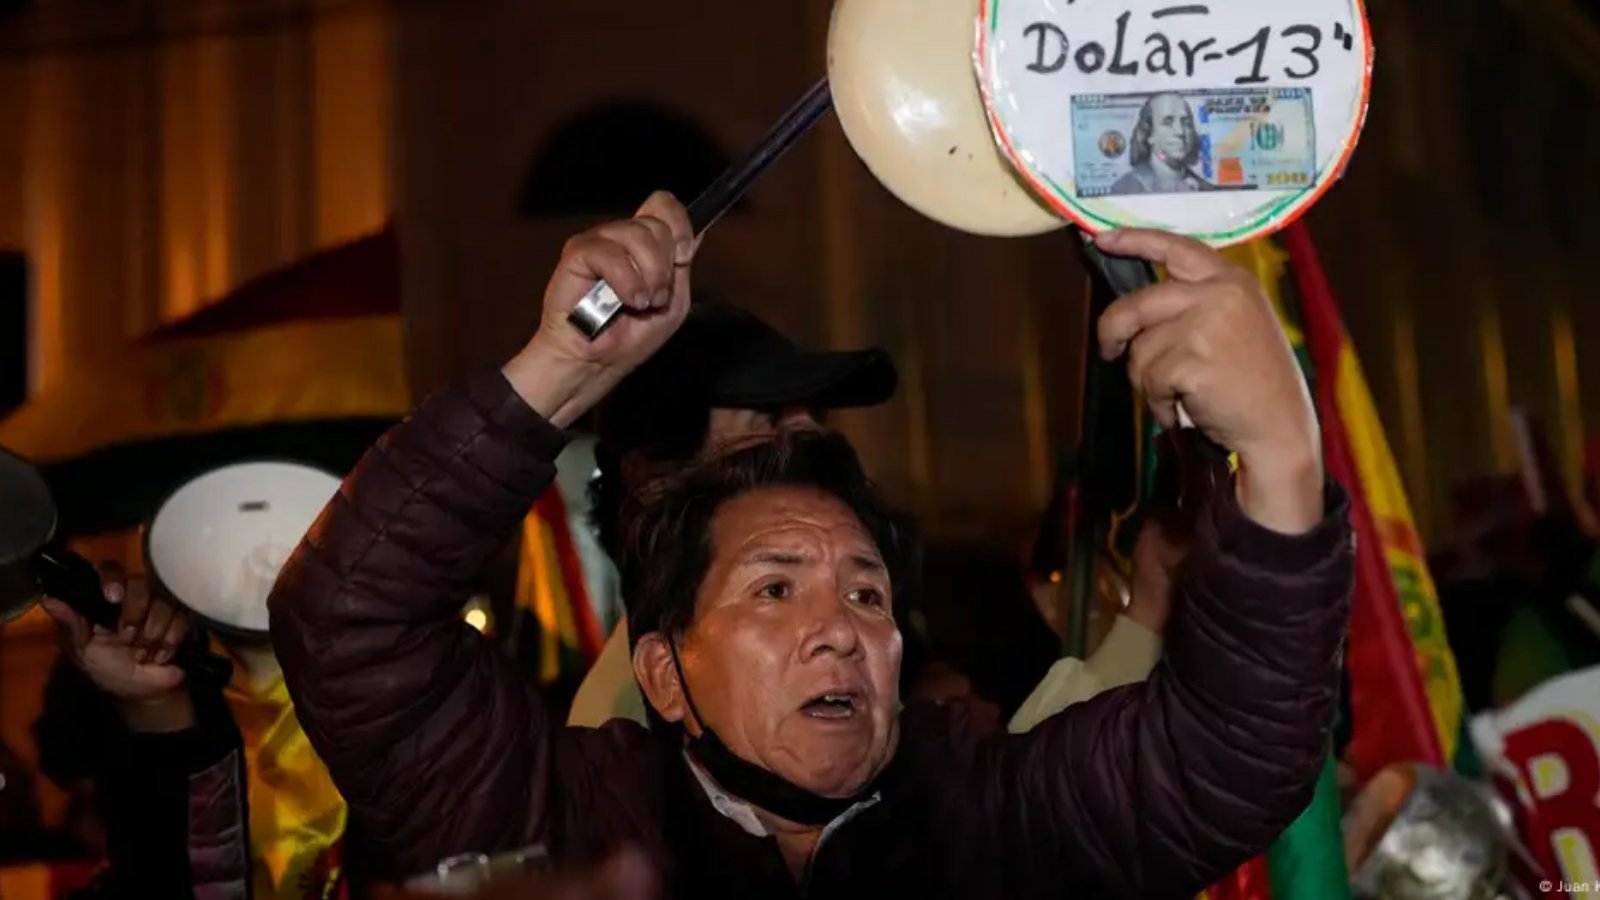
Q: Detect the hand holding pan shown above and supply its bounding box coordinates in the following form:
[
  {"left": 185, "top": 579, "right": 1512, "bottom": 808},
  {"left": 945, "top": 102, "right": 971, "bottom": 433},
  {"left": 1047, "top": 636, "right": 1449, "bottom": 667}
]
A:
[{"left": 0, "top": 444, "right": 234, "bottom": 688}]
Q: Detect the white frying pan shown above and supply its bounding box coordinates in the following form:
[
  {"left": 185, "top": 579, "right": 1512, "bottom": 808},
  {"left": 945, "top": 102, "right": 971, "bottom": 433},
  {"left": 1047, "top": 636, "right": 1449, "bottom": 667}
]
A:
[{"left": 827, "top": 0, "right": 1066, "bottom": 237}]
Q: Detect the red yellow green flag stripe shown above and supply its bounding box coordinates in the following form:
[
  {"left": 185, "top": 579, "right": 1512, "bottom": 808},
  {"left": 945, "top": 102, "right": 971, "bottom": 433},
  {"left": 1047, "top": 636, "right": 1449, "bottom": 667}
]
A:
[
  {"left": 515, "top": 489, "right": 607, "bottom": 685},
  {"left": 1281, "top": 222, "right": 1462, "bottom": 777}
]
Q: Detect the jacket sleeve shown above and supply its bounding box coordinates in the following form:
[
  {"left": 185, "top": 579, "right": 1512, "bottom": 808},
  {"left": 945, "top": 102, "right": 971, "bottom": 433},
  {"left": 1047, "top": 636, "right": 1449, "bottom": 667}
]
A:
[
  {"left": 268, "top": 369, "right": 572, "bottom": 881},
  {"left": 973, "top": 479, "right": 1354, "bottom": 897},
  {"left": 97, "top": 680, "right": 250, "bottom": 899}
]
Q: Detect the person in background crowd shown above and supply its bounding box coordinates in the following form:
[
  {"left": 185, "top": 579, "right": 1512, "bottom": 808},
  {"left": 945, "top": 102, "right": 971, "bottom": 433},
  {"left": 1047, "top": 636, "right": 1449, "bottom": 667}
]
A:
[
  {"left": 36, "top": 551, "right": 349, "bottom": 899},
  {"left": 37, "top": 568, "right": 246, "bottom": 898},
  {"left": 1435, "top": 472, "right": 1600, "bottom": 712},
  {"left": 269, "top": 191, "right": 1355, "bottom": 895},
  {"left": 1008, "top": 511, "right": 1185, "bottom": 731}
]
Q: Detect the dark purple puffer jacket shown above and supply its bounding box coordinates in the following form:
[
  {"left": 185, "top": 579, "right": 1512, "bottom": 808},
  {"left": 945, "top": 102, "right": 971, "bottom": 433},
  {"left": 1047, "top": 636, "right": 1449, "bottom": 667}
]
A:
[{"left": 268, "top": 370, "right": 1354, "bottom": 898}]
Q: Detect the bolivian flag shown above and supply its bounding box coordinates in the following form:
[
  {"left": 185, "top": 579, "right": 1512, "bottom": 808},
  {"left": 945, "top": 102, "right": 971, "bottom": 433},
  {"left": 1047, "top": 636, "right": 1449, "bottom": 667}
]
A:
[
  {"left": 1194, "top": 225, "right": 1469, "bottom": 900},
  {"left": 514, "top": 486, "right": 607, "bottom": 685},
  {"left": 1279, "top": 221, "right": 1464, "bottom": 776}
]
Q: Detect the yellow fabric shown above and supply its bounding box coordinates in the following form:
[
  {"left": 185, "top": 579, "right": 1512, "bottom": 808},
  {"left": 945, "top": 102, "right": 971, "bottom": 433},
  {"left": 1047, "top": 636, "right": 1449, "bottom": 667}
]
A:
[
  {"left": 224, "top": 673, "right": 346, "bottom": 900},
  {"left": 568, "top": 621, "right": 648, "bottom": 728},
  {"left": 0, "top": 315, "right": 408, "bottom": 464}
]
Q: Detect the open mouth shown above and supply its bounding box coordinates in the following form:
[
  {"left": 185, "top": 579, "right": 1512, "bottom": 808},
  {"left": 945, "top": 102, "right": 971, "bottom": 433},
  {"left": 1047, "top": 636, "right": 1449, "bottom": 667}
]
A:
[{"left": 802, "top": 691, "right": 861, "bottom": 720}]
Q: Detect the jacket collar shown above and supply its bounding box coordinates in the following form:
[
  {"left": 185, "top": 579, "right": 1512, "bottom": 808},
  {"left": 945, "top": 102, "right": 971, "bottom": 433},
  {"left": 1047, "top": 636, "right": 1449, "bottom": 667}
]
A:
[{"left": 682, "top": 751, "right": 882, "bottom": 839}]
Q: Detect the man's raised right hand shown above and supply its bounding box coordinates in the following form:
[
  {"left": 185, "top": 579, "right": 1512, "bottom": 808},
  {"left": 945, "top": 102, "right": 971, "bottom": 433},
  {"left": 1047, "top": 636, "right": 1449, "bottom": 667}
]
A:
[{"left": 503, "top": 191, "right": 697, "bottom": 427}]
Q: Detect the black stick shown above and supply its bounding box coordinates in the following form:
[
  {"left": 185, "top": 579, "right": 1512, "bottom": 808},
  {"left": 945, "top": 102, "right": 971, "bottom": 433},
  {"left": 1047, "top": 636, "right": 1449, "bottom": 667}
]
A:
[
  {"left": 687, "top": 78, "right": 832, "bottom": 234},
  {"left": 568, "top": 78, "right": 834, "bottom": 339}
]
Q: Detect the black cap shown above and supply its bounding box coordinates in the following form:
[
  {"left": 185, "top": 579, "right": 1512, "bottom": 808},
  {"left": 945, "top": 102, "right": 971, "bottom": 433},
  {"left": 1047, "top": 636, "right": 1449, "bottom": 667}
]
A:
[{"left": 594, "top": 301, "right": 897, "bottom": 454}]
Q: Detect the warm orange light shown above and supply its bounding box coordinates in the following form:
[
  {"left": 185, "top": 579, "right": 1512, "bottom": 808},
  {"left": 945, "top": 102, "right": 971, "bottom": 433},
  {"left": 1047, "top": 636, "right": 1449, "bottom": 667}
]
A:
[
  {"left": 1476, "top": 294, "right": 1513, "bottom": 472},
  {"left": 198, "top": 35, "right": 236, "bottom": 301},
  {"left": 26, "top": 58, "right": 66, "bottom": 391},
  {"left": 312, "top": 11, "right": 392, "bottom": 246},
  {"left": 1551, "top": 308, "right": 1585, "bottom": 499}
]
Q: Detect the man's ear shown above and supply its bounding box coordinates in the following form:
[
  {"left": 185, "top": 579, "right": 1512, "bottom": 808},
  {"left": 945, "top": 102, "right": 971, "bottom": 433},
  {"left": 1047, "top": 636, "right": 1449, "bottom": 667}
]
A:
[{"left": 633, "top": 632, "right": 688, "bottom": 725}]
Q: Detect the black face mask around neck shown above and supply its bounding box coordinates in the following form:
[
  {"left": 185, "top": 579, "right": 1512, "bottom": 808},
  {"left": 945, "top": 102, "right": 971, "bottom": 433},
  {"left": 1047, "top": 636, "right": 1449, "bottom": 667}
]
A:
[{"left": 667, "top": 639, "right": 878, "bottom": 828}]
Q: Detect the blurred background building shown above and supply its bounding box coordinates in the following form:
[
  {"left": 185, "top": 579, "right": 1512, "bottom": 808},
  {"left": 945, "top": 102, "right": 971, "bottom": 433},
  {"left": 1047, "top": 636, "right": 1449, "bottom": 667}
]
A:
[{"left": 0, "top": 0, "right": 1598, "bottom": 891}]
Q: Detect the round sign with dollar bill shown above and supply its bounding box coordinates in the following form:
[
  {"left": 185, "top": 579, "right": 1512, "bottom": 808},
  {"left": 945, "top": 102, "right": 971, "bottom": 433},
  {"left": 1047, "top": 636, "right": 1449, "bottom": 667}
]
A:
[{"left": 976, "top": 0, "right": 1373, "bottom": 246}]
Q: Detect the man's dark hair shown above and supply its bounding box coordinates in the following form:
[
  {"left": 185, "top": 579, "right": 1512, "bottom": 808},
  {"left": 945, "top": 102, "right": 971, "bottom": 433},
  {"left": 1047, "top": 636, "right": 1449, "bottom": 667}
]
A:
[{"left": 618, "top": 431, "right": 919, "bottom": 647}]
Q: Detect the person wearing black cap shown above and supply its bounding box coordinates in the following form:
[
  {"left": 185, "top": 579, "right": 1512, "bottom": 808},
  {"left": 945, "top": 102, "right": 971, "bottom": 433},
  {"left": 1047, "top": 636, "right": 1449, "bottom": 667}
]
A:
[{"left": 569, "top": 299, "right": 898, "bottom": 728}]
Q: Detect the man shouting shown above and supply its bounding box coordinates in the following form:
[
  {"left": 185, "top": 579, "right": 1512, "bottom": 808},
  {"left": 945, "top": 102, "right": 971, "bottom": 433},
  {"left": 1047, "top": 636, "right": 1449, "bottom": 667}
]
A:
[{"left": 269, "top": 192, "right": 1352, "bottom": 898}]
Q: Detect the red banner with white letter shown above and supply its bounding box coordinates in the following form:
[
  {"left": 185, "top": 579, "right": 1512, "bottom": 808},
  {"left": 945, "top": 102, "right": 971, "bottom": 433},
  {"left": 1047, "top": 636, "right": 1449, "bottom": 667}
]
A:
[{"left": 1472, "top": 664, "right": 1600, "bottom": 897}]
